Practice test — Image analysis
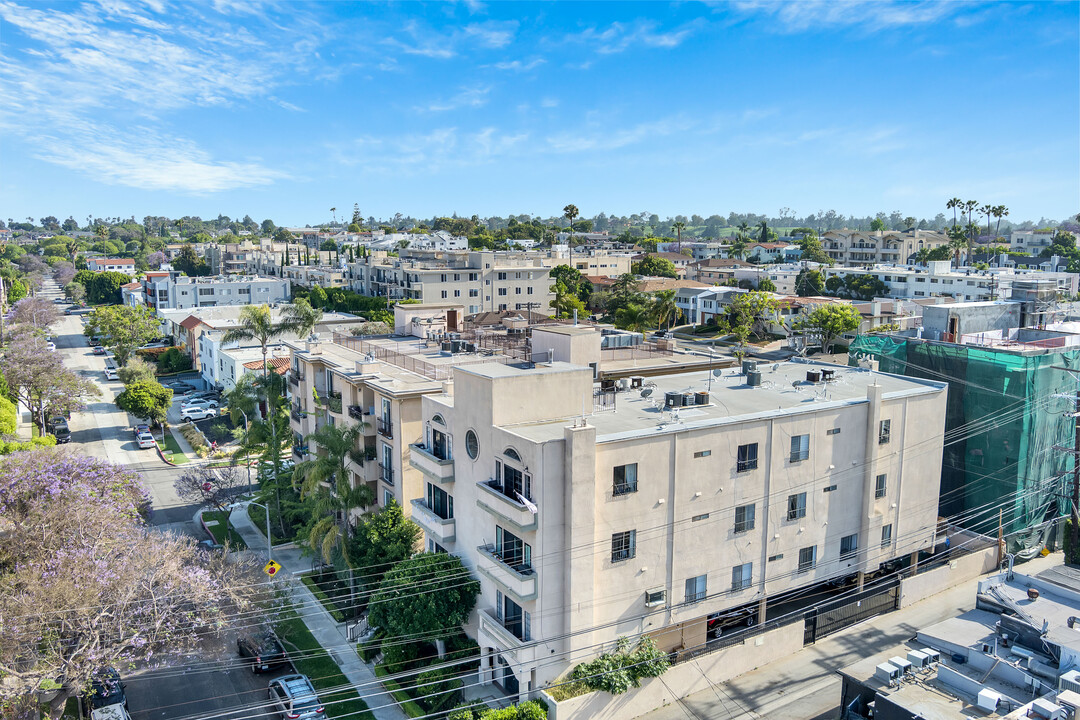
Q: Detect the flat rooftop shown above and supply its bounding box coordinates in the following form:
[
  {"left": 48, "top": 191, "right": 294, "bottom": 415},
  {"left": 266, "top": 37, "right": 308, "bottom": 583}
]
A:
[
  {"left": 493, "top": 360, "right": 945, "bottom": 443},
  {"left": 289, "top": 339, "right": 442, "bottom": 395}
]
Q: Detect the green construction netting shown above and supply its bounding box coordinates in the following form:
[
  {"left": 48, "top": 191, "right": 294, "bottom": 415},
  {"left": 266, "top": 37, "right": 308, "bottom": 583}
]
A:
[{"left": 850, "top": 335, "right": 1076, "bottom": 547}]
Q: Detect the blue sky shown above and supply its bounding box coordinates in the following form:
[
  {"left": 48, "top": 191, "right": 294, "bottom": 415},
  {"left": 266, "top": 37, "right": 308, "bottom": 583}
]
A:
[{"left": 1, "top": 0, "right": 1077, "bottom": 226}]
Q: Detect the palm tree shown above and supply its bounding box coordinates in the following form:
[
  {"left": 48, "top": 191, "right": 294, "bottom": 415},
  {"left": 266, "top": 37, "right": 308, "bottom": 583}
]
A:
[
  {"left": 615, "top": 303, "right": 652, "bottom": 333},
  {"left": 330, "top": 207, "right": 337, "bottom": 225},
  {"left": 947, "top": 226, "right": 968, "bottom": 269},
  {"left": 737, "top": 221, "right": 751, "bottom": 238},
  {"left": 758, "top": 220, "right": 769, "bottom": 243},
  {"left": 65, "top": 238, "right": 79, "bottom": 273},
  {"left": 563, "top": 204, "right": 579, "bottom": 262},
  {"left": 915, "top": 247, "right": 931, "bottom": 266},
  {"left": 993, "top": 205, "right": 1009, "bottom": 240},
  {"left": 981, "top": 204, "right": 994, "bottom": 242},
  {"left": 281, "top": 297, "right": 323, "bottom": 339},
  {"left": 652, "top": 290, "right": 679, "bottom": 330},
  {"left": 672, "top": 221, "right": 686, "bottom": 247},
  {"left": 946, "top": 198, "right": 962, "bottom": 227},
  {"left": 730, "top": 236, "right": 748, "bottom": 261},
  {"left": 293, "top": 422, "right": 374, "bottom": 564}
]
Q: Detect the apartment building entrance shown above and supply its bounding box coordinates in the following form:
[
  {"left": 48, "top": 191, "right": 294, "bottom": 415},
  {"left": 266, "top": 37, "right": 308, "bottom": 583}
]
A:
[{"left": 495, "top": 655, "right": 519, "bottom": 695}]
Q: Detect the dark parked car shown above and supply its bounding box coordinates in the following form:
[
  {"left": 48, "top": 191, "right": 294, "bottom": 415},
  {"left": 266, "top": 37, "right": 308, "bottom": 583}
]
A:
[
  {"left": 80, "top": 668, "right": 127, "bottom": 716},
  {"left": 238, "top": 630, "right": 288, "bottom": 673},
  {"left": 706, "top": 605, "right": 757, "bottom": 638},
  {"left": 47, "top": 416, "right": 71, "bottom": 444}
]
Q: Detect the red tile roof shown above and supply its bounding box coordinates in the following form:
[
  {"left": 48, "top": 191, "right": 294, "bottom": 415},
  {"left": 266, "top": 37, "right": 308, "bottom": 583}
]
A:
[
  {"left": 179, "top": 316, "right": 204, "bottom": 330},
  {"left": 243, "top": 357, "right": 290, "bottom": 375}
]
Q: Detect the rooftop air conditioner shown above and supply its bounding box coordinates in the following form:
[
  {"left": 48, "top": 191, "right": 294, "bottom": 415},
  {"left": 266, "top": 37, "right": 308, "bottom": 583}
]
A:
[
  {"left": 875, "top": 663, "right": 900, "bottom": 684},
  {"left": 1060, "top": 670, "right": 1080, "bottom": 694}
]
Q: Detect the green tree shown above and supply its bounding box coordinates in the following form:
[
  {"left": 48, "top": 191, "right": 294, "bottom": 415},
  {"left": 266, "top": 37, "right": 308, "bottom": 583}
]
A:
[
  {"left": 563, "top": 203, "right": 580, "bottom": 262},
  {"left": 631, "top": 255, "right": 678, "bottom": 278},
  {"left": 728, "top": 291, "right": 780, "bottom": 343},
  {"left": 550, "top": 280, "right": 586, "bottom": 319},
  {"left": 273, "top": 227, "right": 294, "bottom": 244},
  {"left": 870, "top": 217, "right": 887, "bottom": 232},
  {"left": 115, "top": 381, "right": 173, "bottom": 427},
  {"left": 64, "top": 281, "right": 86, "bottom": 304},
  {"left": 83, "top": 305, "right": 161, "bottom": 366},
  {"left": 947, "top": 226, "right": 968, "bottom": 268},
  {"left": 293, "top": 422, "right": 374, "bottom": 564},
  {"left": 615, "top": 303, "right": 652, "bottom": 332},
  {"left": 672, "top": 220, "right": 686, "bottom": 244},
  {"left": 651, "top": 289, "right": 679, "bottom": 330},
  {"left": 797, "top": 236, "right": 832, "bottom": 265},
  {"left": 757, "top": 277, "right": 777, "bottom": 292},
  {"left": 308, "top": 285, "right": 329, "bottom": 309},
  {"left": 174, "top": 245, "right": 210, "bottom": 277},
  {"left": 7, "top": 279, "right": 27, "bottom": 304},
  {"left": 117, "top": 356, "right": 157, "bottom": 386},
  {"left": 795, "top": 268, "right": 824, "bottom": 296},
  {"left": 729, "top": 236, "right": 748, "bottom": 260},
  {"left": 368, "top": 553, "right": 480, "bottom": 641},
  {"left": 83, "top": 271, "right": 130, "bottom": 304},
  {"left": 549, "top": 264, "right": 585, "bottom": 296},
  {"left": 281, "top": 297, "right": 323, "bottom": 339},
  {"left": 346, "top": 501, "right": 421, "bottom": 595},
  {"left": 799, "top": 304, "right": 862, "bottom": 353}
]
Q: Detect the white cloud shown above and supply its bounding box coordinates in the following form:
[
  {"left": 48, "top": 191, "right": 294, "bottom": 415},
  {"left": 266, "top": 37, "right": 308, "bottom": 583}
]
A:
[
  {"left": 386, "top": 19, "right": 518, "bottom": 59},
  {"left": 342, "top": 127, "right": 529, "bottom": 171},
  {"left": 731, "top": 0, "right": 962, "bottom": 33},
  {"left": 540, "top": 97, "right": 559, "bottom": 108},
  {"left": 492, "top": 58, "right": 546, "bottom": 72},
  {"left": 546, "top": 116, "right": 695, "bottom": 153},
  {"left": 567, "top": 19, "right": 704, "bottom": 54},
  {"left": 419, "top": 85, "right": 492, "bottom": 112}
]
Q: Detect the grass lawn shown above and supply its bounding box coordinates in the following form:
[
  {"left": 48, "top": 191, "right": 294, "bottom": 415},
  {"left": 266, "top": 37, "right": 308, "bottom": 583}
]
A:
[
  {"left": 201, "top": 510, "right": 248, "bottom": 549},
  {"left": 301, "top": 573, "right": 346, "bottom": 623},
  {"left": 373, "top": 664, "right": 426, "bottom": 718},
  {"left": 276, "top": 614, "right": 375, "bottom": 720},
  {"left": 162, "top": 430, "right": 189, "bottom": 464}
]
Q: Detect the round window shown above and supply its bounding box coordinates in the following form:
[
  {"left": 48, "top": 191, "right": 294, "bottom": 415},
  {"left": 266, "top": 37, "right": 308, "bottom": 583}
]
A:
[{"left": 465, "top": 430, "right": 479, "bottom": 460}]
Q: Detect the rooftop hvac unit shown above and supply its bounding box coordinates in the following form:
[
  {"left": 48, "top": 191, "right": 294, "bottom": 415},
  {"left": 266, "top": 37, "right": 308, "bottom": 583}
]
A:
[
  {"left": 618, "top": 378, "right": 631, "bottom": 391},
  {"left": 806, "top": 370, "right": 822, "bottom": 383},
  {"left": 907, "top": 650, "right": 930, "bottom": 668},
  {"left": 821, "top": 369, "right": 836, "bottom": 381},
  {"left": 747, "top": 370, "right": 763, "bottom": 387},
  {"left": 630, "top": 376, "right": 644, "bottom": 389},
  {"left": 1060, "top": 670, "right": 1080, "bottom": 694},
  {"left": 1028, "top": 698, "right": 1065, "bottom": 720},
  {"left": 875, "top": 663, "right": 900, "bottom": 684},
  {"left": 694, "top": 391, "right": 709, "bottom": 405},
  {"left": 682, "top": 392, "right": 695, "bottom": 406},
  {"left": 665, "top": 391, "right": 684, "bottom": 408},
  {"left": 1055, "top": 689, "right": 1080, "bottom": 716},
  {"left": 920, "top": 649, "right": 941, "bottom": 665},
  {"left": 889, "top": 657, "right": 913, "bottom": 676},
  {"left": 741, "top": 360, "right": 757, "bottom": 375},
  {"left": 976, "top": 688, "right": 1002, "bottom": 712}
]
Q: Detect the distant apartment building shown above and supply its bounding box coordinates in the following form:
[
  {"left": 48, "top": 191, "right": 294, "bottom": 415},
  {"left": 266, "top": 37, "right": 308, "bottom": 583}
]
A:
[
  {"left": 536, "top": 250, "right": 633, "bottom": 278},
  {"left": 409, "top": 359, "right": 946, "bottom": 698},
  {"left": 279, "top": 265, "right": 349, "bottom": 290},
  {"left": 139, "top": 274, "right": 291, "bottom": 311},
  {"left": 1009, "top": 230, "right": 1055, "bottom": 254},
  {"left": 685, "top": 258, "right": 754, "bottom": 284},
  {"left": 823, "top": 261, "right": 1078, "bottom": 302},
  {"left": 821, "top": 229, "right": 950, "bottom": 267},
  {"left": 745, "top": 242, "right": 802, "bottom": 263},
  {"left": 347, "top": 250, "right": 555, "bottom": 315},
  {"left": 86, "top": 258, "right": 136, "bottom": 275}
]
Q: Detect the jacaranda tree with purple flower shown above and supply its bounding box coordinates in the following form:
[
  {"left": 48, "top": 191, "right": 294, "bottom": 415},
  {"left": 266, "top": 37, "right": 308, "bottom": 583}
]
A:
[{"left": 0, "top": 449, "right": 272, "bottom": 718}]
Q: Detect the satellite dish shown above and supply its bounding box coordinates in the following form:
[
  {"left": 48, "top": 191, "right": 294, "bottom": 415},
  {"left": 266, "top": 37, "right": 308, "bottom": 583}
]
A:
[
  {"left": 640, "top": 388, "right": 653, "bottom": 398},
  {"left": 773, "top": 364, "right": 780, "bottom": 371},
  {"left": 712, "top": 369, "right": 723, "bottom": 377}
]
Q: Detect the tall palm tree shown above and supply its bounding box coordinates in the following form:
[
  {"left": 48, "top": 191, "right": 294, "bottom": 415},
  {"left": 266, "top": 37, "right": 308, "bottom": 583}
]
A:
[
  {"left": 915, "top": 247, "right": 931, "bottom": 266},
  {"left": 652, "top": 290, "right": 679, "bottom": 330},
  {"left": 330, "top": 207, "right": 337, "bottom": 225},
  {"left": 947, "top": 226, "right": 968, "bottom": 269},
  {"left": 282, "top": 297, "right": 323, "bottom": 340},
  {"left": 758, "top": 220, "right": 769, "bottom": 243},
  {"left": 615, "top": 303, "right": 652, "bottom": 333},
  {"left": 981, "top": 204, "right": 994, "bottom": 242},
  {"left": 730, "top": 236, "right": 748, "bottom": 261},
  {"left": 672, "top": 221, "right": 686, "bottom": 247},
  {"left": 65, "top": 238, "right": 79, "bottom": 274},
  {"left": 737, "top": 221, "right": 750, "bottom": 238},
  {"left": 563, "top": 204, "right": 579, "bottom": 263},
  {"left": 294, "top": 422, "right": 374, "bottom": 564},
  {"left": 946, "top": 198, "right": 962, "bottom": 227},
  {"left": 993, "top": 205, "right": 1009, "bottom": 240}
]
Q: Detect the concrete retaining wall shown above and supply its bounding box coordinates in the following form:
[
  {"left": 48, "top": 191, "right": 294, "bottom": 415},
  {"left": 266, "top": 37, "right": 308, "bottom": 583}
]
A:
[
  {"left": 899, "top": 547, "right": 998, "bottom": 608},
  {"left": 541, "top": 622, "right": 804, "bottom": 720}
]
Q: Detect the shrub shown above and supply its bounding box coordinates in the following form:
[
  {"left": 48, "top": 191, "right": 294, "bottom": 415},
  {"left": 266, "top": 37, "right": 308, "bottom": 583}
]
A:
[
  {"left": 414, "top": 667, "right": 462, "bottom": 713},
  {"left": 448, "top": 701, "right": 548, "bottom": 720},
  {"left": 1066, "top": 519, "right": 1080, "bottom": 566},
  {"left": 569, "top": 637, "right": 669, "bottom": 695},
  {"left": 358, "top": 634, "right": 382, "bottom": 663},
  {"left": 158, "top": 347, "right": 193, "bottom": 373},
  {"left": 0, "top": 395, "right": 16, "bottom": 436}
]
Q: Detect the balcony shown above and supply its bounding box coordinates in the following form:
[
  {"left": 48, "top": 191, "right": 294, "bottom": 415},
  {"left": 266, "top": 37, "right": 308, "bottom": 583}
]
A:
[
  {"left": 409, "top": 443, "right": 454, "bottom": 483},
  {"left": 376, "top": 418, "right": 393, "bottom": 438},
  {"left": 289, "top": 371, "right": 303, "bottom": 387},
  {"left": 378, "top": 463, "right": 394, "bottom": 486},
  {"left": 409, "top": 499, "right": 456, "bottom": 544},
  {"left": 293, "top": 445, "right": 308, "bottom": 460},
  {"left": 348, "top": 405, "right": 365, "bottom": 421},
  {"left": 476, "top": 480, "right": 537, "bottom": 531},
  {"left": 476, "top": 544, "right": 537, "bottom": 601},
  {"left": 291, "top": 406, "right": 308, "bottom": 422},
  {"left": 328, "top": 391, "right": 342, "bottom": 414}
]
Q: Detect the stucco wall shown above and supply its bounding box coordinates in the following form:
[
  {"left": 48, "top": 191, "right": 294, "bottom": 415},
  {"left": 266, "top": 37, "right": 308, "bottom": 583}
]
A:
[
  {"left": 542, "top": 622, "right": 804, "bottom": 720},
  {"left": 898, "top": 546, "right": 998, "bottom": 608}
]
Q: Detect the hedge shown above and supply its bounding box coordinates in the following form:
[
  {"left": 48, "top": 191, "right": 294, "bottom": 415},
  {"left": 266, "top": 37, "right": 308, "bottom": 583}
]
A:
[
  {"left": 300, "top": 573, "right": 346, "bottom": 623},
  {"left": 373, "top": 664, "right": 426, "bottom": 718}
]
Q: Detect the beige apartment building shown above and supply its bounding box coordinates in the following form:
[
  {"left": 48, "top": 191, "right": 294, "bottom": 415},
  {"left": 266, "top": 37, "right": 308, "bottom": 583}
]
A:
[
  {"left": 347, "top": 250, "right": 555, "bottom": 315},
  {"left": 287, "top": 339, "right": 443, "bottom": 514},
  {"left": 411, "top": 359, "right": 947, "bottom": 698},
  {"left": 821, "top": 229, "right": 950, "bottom": 267},
  {"left": 536, "top": 251, "right": 633, "bottom": 278}
]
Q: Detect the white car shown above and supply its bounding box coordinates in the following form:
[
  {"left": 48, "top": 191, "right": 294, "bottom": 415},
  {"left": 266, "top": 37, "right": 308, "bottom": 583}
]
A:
[
  {"left": 136, "top": 432, "right": 157, "bottom": 449},
  {"left": 180, "top": 397, "right": 218, "bottom": 410},
  {"left": 46, "top": 341, "right": 56, "bottom": 351},
  {"left": 181, "top": 406, "right": 218, "bottom": 422}
]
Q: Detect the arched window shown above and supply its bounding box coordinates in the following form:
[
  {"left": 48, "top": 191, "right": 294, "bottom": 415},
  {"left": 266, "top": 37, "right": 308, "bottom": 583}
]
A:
[
  {"left": 431, "top": 414, "right": 445, "bottom": 426},
  {"left": 503, "top": 448, "right": 521, "bottom": 463}
]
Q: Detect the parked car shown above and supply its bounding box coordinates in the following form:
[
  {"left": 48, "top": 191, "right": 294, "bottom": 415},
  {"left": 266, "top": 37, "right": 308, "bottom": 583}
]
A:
[
  {"left": 706, "top": 605, "right": 757, "bottom": 638},
  {"left": 46, "top": 341, "right": 56, "bottom": 352},
  {"left": 133, "top": 423, "right": 150, "bottom": 437},
  {"left": 181, "top": 398, "right": 219, "bottom": 411},
  {"left": 136, "top": 432, "right": 156, "bottom": 449},
  {"left": 268, "top": 675, "right": 324, "bottom": 720},
  {"left": 103, "top": 367, "right": 119, "bottom": 381},
  {"left": 47, "top": 416, "right": 71, "bottom": 444},
  {"left": 166, "top": 381, "right": 196, "bottom": 393},
  {"left": 80, "top": 669, "right": 128, "bottom": 718},
  {"left": 53, "top": 297, "right": 67, "bottom": 304},
  {"left": 237, "top": 630, "right": 288, "bottom": 673},
  {"left": 88, "top": 336, "right": 102, "bottom": 346},
  {"left": 93, "top": 345, "right": 107, "bottom": 355},
  {"left": 187, "top": 391, "right": 220, "bottom": 402},
  {"left": 181, "top": 406, "right": 218, "bottom": 422}
]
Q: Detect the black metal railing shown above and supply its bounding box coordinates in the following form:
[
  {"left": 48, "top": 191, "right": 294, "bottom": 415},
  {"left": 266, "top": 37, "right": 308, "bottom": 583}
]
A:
[
  {"left": 291, "top": 406, "right": 307, "bottom": 421},
  {"left": 378, "top": 463, "right": 394, "bottom": 485},
  {"left": 348, "top": 405, "right": 364, "bottom": 420},
  {"left": 289, "top": 371, "right": 304, "bottom": 386},
  {"left": 376, "top": 418, "right": 393, "bottom": 438}
]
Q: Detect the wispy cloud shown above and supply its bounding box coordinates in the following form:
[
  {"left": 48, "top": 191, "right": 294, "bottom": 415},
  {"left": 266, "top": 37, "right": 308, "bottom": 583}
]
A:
[
  {"left": 342, "top": 127, "right": 529, "bottom": 171},
  {"left": 492, "top": 58, "right": 546, "bottom": 72},
  {"left": 418, "top": 85, "right": 492, "bottom": 112},
  {"left": 731, "top": 0, "right": 962, "bottom": 33},
  {"left": 567, "top": 19, "right": 704, "bottom": 54},
  {"left": 386, "top": 19, "right": 517, "bottom": 59},
  {"left": 546, "top": 116, "right": 696, "bottom": 153}
]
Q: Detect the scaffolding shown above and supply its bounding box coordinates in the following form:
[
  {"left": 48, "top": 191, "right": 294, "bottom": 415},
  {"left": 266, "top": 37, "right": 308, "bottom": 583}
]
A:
[{"left": 850, "top": 334, "right": 1077, "bottom": 546}]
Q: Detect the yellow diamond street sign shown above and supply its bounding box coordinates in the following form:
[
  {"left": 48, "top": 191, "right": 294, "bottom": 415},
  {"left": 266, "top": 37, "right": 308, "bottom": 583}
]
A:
[{"left": 264, "top": 560, "right": 282, "bottom": 577}]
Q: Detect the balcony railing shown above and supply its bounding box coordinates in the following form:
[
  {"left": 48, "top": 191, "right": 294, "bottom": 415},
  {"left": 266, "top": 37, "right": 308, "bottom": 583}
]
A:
[
  {"left": 378, "top": 463, "right": 394, "bottom": 486},
  {"left": 376, "top": 418, "right": 393, "bottom": 438},
  {"left": 293, "top": 446, "right": 308, "bottom": 460},
  {"left": 289, "top": 371, "right": 303, "bottom": 386},
  {"left": 476, "top": 480, "right": 537, "bottom": 531},
  {"left": 476, "top": 544, "right": 537, "bottom": 601},
  {"left": 348, "top": 405, "right": 364, "bottom": 420},
  {"left": 291, "top": 406, "right": 308, "bottom": 421},
  {"left": 409, "top": 443, "right": 455, "bottom": 482},
  {"left": 328, "top": 392, "right": 342, "bottom": 414},
  {"left": 409, "top": 498, "right": 456, "bottom": 544}
]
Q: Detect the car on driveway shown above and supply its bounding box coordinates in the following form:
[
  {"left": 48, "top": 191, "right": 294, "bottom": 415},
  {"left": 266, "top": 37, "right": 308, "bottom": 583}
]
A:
[
  {"left": 133, "top": 423, "right": 150, "bottom": 437},
  {"left": 136, "top": 432, "right": 157, "bottom": 449},
  {"left": 93, "top": 345, "right": 107, "bottom": 355},
  {"left": 166, "top": 381, "right": 197, "bottom": 393},
  {"left": 47, "top": 416, "right": 71, "bottom": 444},
  {"left": 181, "top": 397, "right": 219, "bottom": 411},
  {"left": 46, "top": 341, "right": 56, "bottom": 351},
  {"left": 268, "top": 675, "right": 324, "bottom": 720},
  {"left": 181, "top": 406, "right": 218, "bottom": 422},
  {"left": 237, "top": 630, "right": 288, "bottom": 673},
  {"left": 53, "top": 297, "right": 67, "bottom": 304},
  {"left": 706, "top": 604, "right": 757, "bottom": 638},
  {"left": 258, "top": 459, "right": 295, "bottom": 482}
]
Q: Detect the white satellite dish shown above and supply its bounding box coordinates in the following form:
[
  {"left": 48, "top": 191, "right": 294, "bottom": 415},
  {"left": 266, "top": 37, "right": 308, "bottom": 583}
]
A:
[{"left": 641, "top": 388, "right": 653, "bottom": 398}]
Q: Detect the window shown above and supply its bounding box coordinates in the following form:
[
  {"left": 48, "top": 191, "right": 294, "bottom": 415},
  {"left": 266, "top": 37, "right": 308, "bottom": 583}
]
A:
[
  {"left": 692, "top": 512, "right": 710, "bottom": 522},
  {"left": 737, "top": 443, "right": 758, "bottom": 472},
  {"left": 497, "top": 272, "right": 507, "bottom": 280},
  {"left": 497, "top": 287, "right": 507, "bottom": 296},
  {"left": 383, "top": 489, "right": 394, "bottom": 507},
  {"left": 613, "top": 463, "right": 638, "bottom": 496},
  {"left": 734, "top": 504, "right": 755, "bottom": 533},
  {"left": 645, "top": 589, "right": 666, "bottom": 607},
  {"left": 527, "top": 287, "right": 533, "bottom": 295},
  {"left": 827, "top": 428, "right": 841, "bottom": 436},
  {"left": 454, "top": 290, "right": 461, "bottom": 297},
  {"left": 465, "top": 430, "right": 479, "bottom": 459},
  {"left": 787, "top": 492, "right": 806, "bottom": 521},
  {"left": 469, "top": 272, "right": 478, "bottom": 281},
  {"left": 790, "top": 434, "right": 810, "bottom": 462},
  {"left": 823, "top": 484, "right": 837, "bottom": 492},
  {"left": 611, "top": 530, "right": 636, "bottom": 563},
  {"left": 731, "top": 563, "right": 752, "bottom": 591},
  {"left": 768, "top": 553, "right": 784, "bottom": 562},
  {"left": 881, "top": 524, "right": 892, "bottom": 547},
  {"left": 879, "top": 419, "right": 891, "bottom": 444},
  {"left": 495, "top": 526, "right": 531, "bottom": 570},
  {"left": 469, "top": 289, "right": 479, "bottom": 297},
  {"left": 798, "top": 546, "right": 817, "bottom": 572},
  {"left": 875, "top": 474, "right": 887, "bottom": 499},
  {"left": 840, "top": 534, "right": 859, "bottom": 559},
  {"left": 694, "top": 450, "right": 711, "bottom": 458},
  {"left": 685, "top": 574, "right": 707, "bottom": 603},
  {"left": 441, "top": 290, "right": 448, "bottom": 299},
  {"left": 427, "top": 483, "right": 453, "bottom": 520}
]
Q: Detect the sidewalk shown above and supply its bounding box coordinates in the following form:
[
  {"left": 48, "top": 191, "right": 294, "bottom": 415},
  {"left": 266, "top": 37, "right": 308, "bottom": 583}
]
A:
[
  {"left": 230, "top": 503, "right": 407, "bottom": 720},
  {"left": 637, "top": 552, "right": 1065, "bottom": 720}
]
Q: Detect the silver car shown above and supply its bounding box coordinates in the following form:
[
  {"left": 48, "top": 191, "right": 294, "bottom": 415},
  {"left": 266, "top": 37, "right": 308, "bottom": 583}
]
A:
[{"left": 267, "top": 675, "right": 324, "bottom": 720}]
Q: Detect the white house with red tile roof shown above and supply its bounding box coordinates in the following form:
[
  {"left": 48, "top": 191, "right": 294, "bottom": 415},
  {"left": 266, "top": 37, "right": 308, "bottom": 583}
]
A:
[{"left": 86, "top": 258, "right": 136, "bottom": 276}]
